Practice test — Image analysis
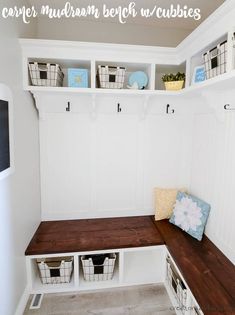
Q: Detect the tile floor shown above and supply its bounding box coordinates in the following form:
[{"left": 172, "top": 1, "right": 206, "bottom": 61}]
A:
[{"left": 23, "top": 284, "right": 176, "bottom": 315}]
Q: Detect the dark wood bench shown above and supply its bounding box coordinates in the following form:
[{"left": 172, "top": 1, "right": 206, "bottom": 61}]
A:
[
  {"left": 154, "top": 219, "right": 235, "bottom": 315},
  {"left": 25, "top": 215, "right": 235, "bottom": 314},
  {"left": 25, "top": 216, "right": 164, "bottom": 255}
]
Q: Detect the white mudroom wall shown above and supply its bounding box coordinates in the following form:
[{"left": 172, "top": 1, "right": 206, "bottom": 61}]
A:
[
  {"left": 39, "top": 95, "right": 194, "bottom": 220},
  {"left": 0, "top": 1, "right": 41, "bottom": 315},
  {"left": 190, "top": 90, "right": 235, "bottom": 264}
]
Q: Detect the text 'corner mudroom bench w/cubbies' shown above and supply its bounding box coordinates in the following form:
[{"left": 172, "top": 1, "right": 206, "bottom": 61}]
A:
[{"left": 25, "top": 216, "right": 235, "bottom": 315}]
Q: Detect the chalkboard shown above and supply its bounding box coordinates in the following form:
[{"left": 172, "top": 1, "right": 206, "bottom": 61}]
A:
[{"left": 0, "top": 100, "right": 10, "bottom": 172}]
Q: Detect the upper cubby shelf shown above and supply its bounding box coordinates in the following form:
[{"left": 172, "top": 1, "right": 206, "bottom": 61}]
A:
[
  {"left": 20, "top": 0, "right": 235, "bottom": 99},
  {"left": 26, "top": 57, "right": 158, "bottom": 93},
  {"left": 27, "top": 57, "right": 92, "bottom": 88},
  {"left": 155, "top": 63, "right": 186, "bottom": 91},
  {"left": 94, "top": 61, "right": 154, "bottom": 90},
  {"left": 25, "top": 69, "right": 235, "bottom": 98}
]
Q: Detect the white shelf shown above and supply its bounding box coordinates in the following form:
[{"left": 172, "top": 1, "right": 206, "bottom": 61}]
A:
[
  {"left": 27, "top": 246, "right": 166, "bottom": 294},
  {"left": 26, "top": 85, "right": 180, "bottom": 96},
  {"left": 78, "top": 252, "right": 120, "bottom": 291},
  {"left": 32, "top": 274, "right": 76, "bottom": 294},
  {"left": 79, "top": 268, "right": 120, "bottom": 291},
  {"left": 186, "top": 70, "right": 235, "bottom": 92},
  {"left": 123, "top": 247, "right": 164, "bottom": 285},
  {"left": 95, "top": 61, "right": 153, "bottom": 90},
  {"left": 26, "top": 70, "right": 235, "bottom": 98},
  {"left": 28, "top": 57, "right": 92, "bottom": 88},
  {"left": 155, "top": 63, "right": 186, "bottom": 91}
]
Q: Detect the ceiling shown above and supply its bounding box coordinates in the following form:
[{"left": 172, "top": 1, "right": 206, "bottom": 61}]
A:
[{"left": 28, "top": 0, "right": 225, "bottom": 30}]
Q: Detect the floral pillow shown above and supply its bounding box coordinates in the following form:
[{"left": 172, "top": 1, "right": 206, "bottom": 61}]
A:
[{"left": 169, "top": 192, "right": 211, "bottom": 241}]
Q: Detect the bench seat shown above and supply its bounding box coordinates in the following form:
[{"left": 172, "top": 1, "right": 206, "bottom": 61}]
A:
[
  {"left": 25, "top": 216, "right": 164, "bottom": 255},
  {"left": 154, "top": 219, "right": 235, "bottom": 315},
  {"left": 25, "top": 215, "right": 235, "bottom": 314}
]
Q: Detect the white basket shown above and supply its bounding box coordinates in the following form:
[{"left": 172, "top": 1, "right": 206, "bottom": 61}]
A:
[
  {"left": 81, "top": 253, "right": 116, "bottom": 281},
  {"left": 203, "top": 40, "right": 227, "bottom": 79},
  {"left": 97, "top": 65, "right": 126, "bottom": 89},
  {"left": 166, "top": 256, "right": 187, "bottom": 314},
  {"left": 37, "top": 257, "right": 73, "bottom": 284},
  {"left": 28, "top": 62, "right": 64, "bottom": 87}
]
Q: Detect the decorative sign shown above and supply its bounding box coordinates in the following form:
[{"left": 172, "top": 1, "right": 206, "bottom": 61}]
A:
[
  {"left": 192, "top": 66, "right": 206, "bottom": 84},
  {"left": 68, "top": 69, "right": 89, "bottom": 88}
]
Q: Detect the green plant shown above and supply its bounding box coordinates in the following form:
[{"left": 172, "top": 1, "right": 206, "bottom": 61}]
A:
[{"left": 162, "top": 72, "right": 185, "bottom": 82}]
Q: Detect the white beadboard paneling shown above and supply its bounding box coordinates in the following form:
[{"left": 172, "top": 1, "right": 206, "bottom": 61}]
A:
[
  {"left": 94, "top": 114, "right": 139, "bottom": 213},
  {"left": 41, "top": 113, "right": 92, "bottom": 219},
  {"left": 144, "top": 115, "right": 193, "bottom": 211},
  {"left": 190, "top": 106, "right": 235, "bottom": 264},
  {"left": 39, "top": 98, "right": 193, "bottom": 220}
]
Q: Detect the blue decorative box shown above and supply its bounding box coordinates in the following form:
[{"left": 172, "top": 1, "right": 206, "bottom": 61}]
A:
[{"left": 68, "top": 68, "right": 89, "bottom": 88}]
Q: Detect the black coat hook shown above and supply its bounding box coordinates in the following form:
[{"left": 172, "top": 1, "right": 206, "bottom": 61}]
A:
[
  {"left": 224, "top": 104, "right": 235, "bottom": 111},
  {"left": 66, "top": 101, "right": 71, "bottom": 112},
  {"left": 117, "top": 103, "right": 122, "bottom": 113},
  {"left": 166, "top": 104, "right": 175, "bottom": 114}
]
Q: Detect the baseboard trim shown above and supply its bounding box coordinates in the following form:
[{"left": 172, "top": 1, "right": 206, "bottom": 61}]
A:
[{"left": 14, "top": 285, "right": 30, "bottom": 315}]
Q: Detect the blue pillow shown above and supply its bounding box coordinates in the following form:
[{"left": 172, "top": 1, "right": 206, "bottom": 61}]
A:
[{"left": 169, "top": 192, "right": 210, "bottom": 241}]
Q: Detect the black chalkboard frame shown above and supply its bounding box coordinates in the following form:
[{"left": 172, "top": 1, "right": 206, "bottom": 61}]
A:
[
  {"left": 0, "top": 100, "right": 10, "bottom": 173},
  {"left": 0, "top": 84, "right": 14, "bottom": 180}
]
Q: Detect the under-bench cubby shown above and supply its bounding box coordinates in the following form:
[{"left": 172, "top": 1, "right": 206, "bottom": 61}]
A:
[
  {"left": 27, "top": 254, "right": 78, "bottom": 294},
  {"left": 165, "top": 252, "right": 203, "bottom": 315},
  {"left": 36, "top": 256, "right": 74, "bottom": 284},
  {"left": 25, "top": 216, "right": 165, "bottom": 293},
  {"left": 26, "top": 246, "right": 165, "bottom": 294},
  {"left": 79, "top": 251, "right": 119, "bottom": 290},
  {"left": 122, "top": 247, "right": 164, "bottom": 285}
]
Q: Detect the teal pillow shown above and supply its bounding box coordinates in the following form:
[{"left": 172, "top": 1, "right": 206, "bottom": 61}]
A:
[{"left": 169, "top": 192, "right": 210, "bottom": 241}]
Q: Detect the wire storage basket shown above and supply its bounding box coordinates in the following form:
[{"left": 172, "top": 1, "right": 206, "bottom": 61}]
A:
[
  {"left": 166, "top": 255, "right": 187, "bottom": 314},
  {"left": 28, "top": 62, "right": 64, "bottom": 87},
  {"left": 97, "top": 65, "right": 126, "bottom": 89},
  {"left": 203, "top": 40, "right": 227, "bottom": 80},
  {"left": 36, "top": 257, "right": 73, "bottom": 284},
  {"left": 81, "top": 253, "right": 116, "bottom": 281}
]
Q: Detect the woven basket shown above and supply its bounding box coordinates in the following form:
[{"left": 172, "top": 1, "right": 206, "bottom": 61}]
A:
[{"left": 164, "top": 80, "right": 184, "bottom": 91}]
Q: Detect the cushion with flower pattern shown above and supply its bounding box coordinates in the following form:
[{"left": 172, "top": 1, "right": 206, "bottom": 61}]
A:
[{"left": 169, "top": 192, "right": 211, "bottom": 241}]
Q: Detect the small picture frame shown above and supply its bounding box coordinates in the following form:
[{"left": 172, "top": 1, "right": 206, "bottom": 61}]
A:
[
  {"left": 192, "top": 65, "right": 206, "bottom": 84},
  {"left": 0, "top": 84, "right": 14, "bottom": 180}
]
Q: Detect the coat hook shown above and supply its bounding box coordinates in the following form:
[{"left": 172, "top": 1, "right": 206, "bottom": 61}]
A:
[
  {"left": 117, "top": 103, "right": 122, "bottom": 113},
  {"left": 224, "top": 104, "right": 235, "bottom": 111},
  {"left": 66, "top": 101, "right": 71, "bottom": 112},
  {"left": 166, "top": 104, "right": 175, "bottom": 114}
]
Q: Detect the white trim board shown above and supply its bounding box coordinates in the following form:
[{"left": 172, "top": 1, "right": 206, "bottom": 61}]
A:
[{"left": 14, "top": 285, "right": 30, "bottom": 315}]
